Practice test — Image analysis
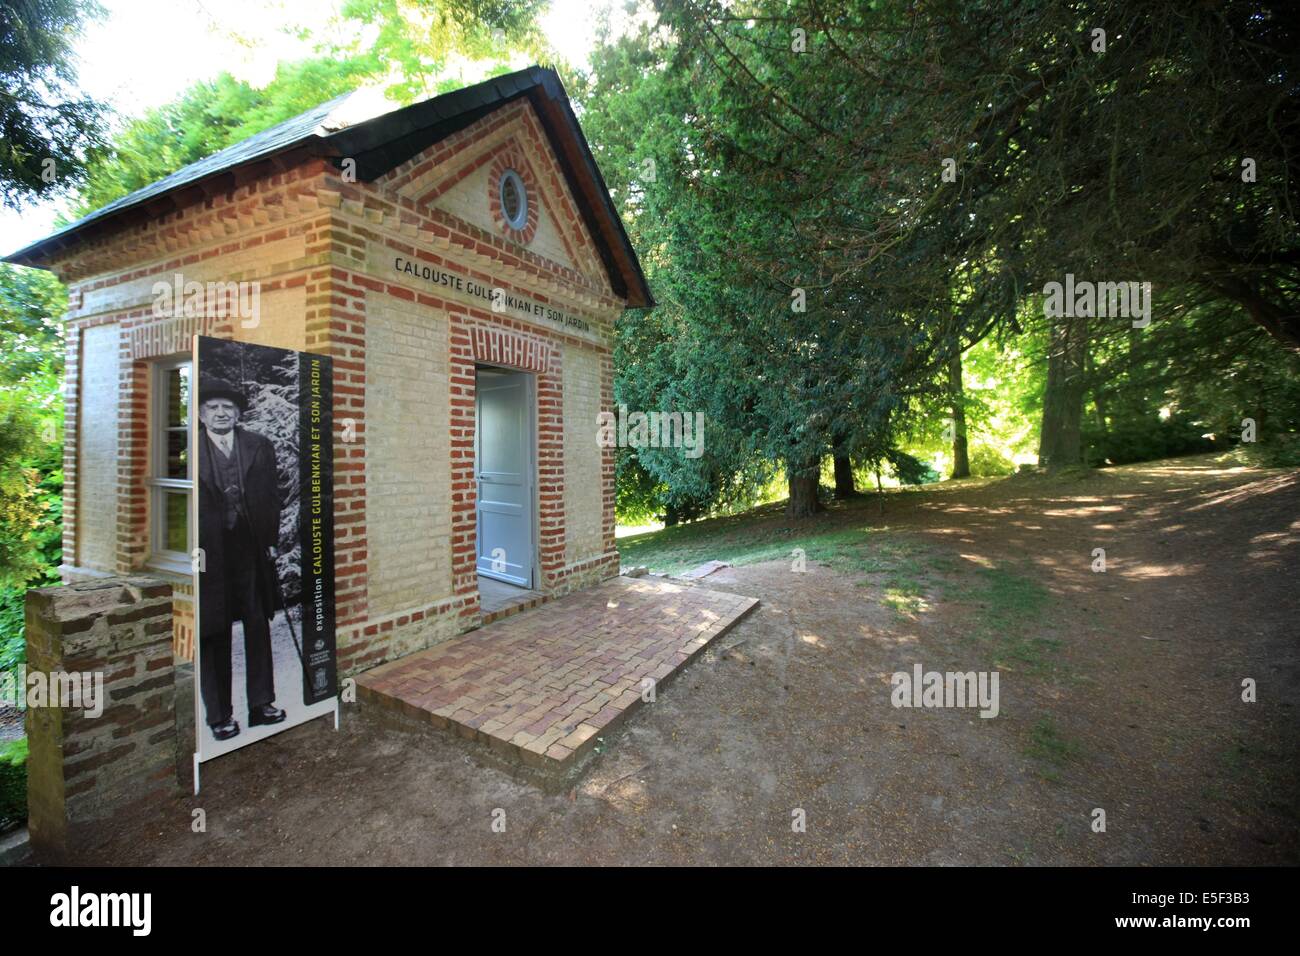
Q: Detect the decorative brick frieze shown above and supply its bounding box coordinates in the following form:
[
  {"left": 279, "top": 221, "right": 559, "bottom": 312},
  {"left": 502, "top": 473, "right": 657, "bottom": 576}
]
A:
[
  {"left": 128, "top": 314, "right": 218, "bottom": 361},
  {"left": 39, "top": 160, "right": 334, "bottom": 285},
  {"left": 468, "top": 321, "right": 554, "bottom": 373},
  {"left": 329, "top": 173, "right": 620, "bottom": 326}
]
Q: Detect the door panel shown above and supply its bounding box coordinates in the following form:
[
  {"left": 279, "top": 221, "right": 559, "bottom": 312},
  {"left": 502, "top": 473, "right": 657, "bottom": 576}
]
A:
[{"left": 476, "top": 369, "right": 533, "bottom": 586}]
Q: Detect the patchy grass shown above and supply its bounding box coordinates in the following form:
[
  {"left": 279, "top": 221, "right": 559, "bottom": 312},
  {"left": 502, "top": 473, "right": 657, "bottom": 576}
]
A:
[
  {"left": 1204, "top": 736, "right": 1300, "bottom": 823},
  {"left": 1024, "top": 717, "right": 1083, "bottom": 782},
  {"left": 621, "top": 502, "right": 1061, "bottom": 675},
  {"left": 947, "top": 565, "right": 1059, "bottom": 676},
  {"left": 0, "top": 736, "right": 27, "bottom": 832},
  {"left": 881, "top": 586, "right": 928, "bottom": 618},
  {"left": 618, "top": 506, "right": 900, "bottom": 577},
  {"left": 621, "top": 509, "right": 959, "bottom": 622}
]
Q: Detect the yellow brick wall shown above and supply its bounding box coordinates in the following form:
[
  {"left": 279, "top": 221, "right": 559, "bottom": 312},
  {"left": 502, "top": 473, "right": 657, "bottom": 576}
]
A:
[
  {"left": 364, "top": 292, "right": 454, "bottom": 616},
  {"left": 75, "top": 233, "right": 308, "bottom": 320},
  {"left": 231, "top": 285, "right": 306, "bottom": 352},
  {"left": 562, "top": 344, "right": 604, "bottom": 565},
  {"left": 78, "top": 323, "right": 120, "bottom": 570}
]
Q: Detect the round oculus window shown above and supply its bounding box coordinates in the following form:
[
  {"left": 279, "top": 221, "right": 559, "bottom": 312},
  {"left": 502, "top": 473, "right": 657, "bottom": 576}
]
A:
[{"left": 499, "top": 169, "right": 528, "bottom": 231}]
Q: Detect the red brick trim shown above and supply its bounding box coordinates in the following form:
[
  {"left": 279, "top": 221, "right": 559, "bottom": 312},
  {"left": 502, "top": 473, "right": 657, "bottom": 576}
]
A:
[
  {"left": 319, "top": 265, "right": 368, "bottom": 629},
  {"left": 600, "top": 350, "right": 616, "bottom": 555},
  {"left": 448, "top": 311, "right": 480, "bottom": 610},
  {"left": 536, "top": 352, "right": 566, "bottom": 588},
  {"left": 39, "top": 160, "right": 333, "bottom": 284},
  {"left": 468, "top": 322, "right": 553, "bottom": 373},
  {"left": 486, "top": 149, "right": 539, "bottom": 245},
  {"left": 128, "top": 314, "right": 220, "bottom": 360},
  {"left": 373, "top": 103, "right": 608, "bottom": 293}
]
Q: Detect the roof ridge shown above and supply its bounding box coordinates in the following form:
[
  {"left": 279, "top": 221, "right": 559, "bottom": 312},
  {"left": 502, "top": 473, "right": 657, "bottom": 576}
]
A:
[{"left": 4, "top": 65, "right": 653, "bottom": 307}]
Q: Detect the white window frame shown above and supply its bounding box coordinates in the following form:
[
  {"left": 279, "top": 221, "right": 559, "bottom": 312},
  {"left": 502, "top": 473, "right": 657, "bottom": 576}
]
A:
[
  {"left": 499, "top": 168, "right": 528, "bottom": 230},
  {"left": 146, "top": 356, "right": 192, "bottom": 575}
]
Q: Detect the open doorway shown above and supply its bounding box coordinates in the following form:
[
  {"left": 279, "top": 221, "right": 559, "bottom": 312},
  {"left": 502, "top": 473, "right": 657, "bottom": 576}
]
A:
[{"left": 474, "top": 366, "right": 540, "bottom": 616}]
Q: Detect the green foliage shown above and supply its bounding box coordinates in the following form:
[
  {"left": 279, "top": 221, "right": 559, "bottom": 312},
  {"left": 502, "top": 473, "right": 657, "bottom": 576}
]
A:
[
  {"left": 0, "top": 262, "right": 64, "bottom": 382},
  {"left": 614, "top": 449, "right": 665, "bottom": 527},
  {"left": 1084, "top": 413, "right": 1213, "bottom": 467},
  {"left": 1256, "top": 435, "right": 1300, "bottom": 468},
  {"left": 0, "top": 736, "right": 27, "bottom": 832},
  {"left": 69, "top": 63, "right": 370, "bottom": 219},
  {"left": 337, "top": 0, "right": 547, "bottom": 103},
  {"left": 70, "top": 0, "right": 552, "bottom": 220},
  {"left": 968, "top": 445, "right": 1015, "bottom": 478},
  {"left": 0, "top": 0, "right": 108, "bottom": 209},
  {"left": 583, "top": 0, "right": 1299, "bottom": 516},
  {"left": 885, "top": 450, "right": 940, "bottom": 487},
  {"left": 1230, "top": 434, "right": 1300, "bottom": 469},
  {"left": 1083, "top": 293, "right": 1300, "bottom": 466},
  {"left": 0, "top": 396, "right": 50, "bottom": 587},
  {"left": 0, "top": 409, "right": 61, "bottom": 673},
  {"left": 0, "top": 263, "right": 65, "bottom": 673},
  {"left": 578, "top": 16, "right": 938, "bottom": 511}
]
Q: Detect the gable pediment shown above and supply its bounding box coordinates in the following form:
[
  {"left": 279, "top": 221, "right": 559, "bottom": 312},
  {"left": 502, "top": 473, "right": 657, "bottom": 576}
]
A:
[{"left": 376, "top": 100, "right": 611, "bottom": 294}]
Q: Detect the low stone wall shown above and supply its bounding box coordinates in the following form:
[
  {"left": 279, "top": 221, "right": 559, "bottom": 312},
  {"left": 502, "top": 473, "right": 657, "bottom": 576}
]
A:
[{"left": 24, "top": 575, "right": 179, "bottom": 858}]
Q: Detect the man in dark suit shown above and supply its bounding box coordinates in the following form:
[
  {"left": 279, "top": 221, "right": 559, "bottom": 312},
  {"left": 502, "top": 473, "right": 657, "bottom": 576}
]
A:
[{"left": 197, "top": 376, "right": 287, "bottom": 741}]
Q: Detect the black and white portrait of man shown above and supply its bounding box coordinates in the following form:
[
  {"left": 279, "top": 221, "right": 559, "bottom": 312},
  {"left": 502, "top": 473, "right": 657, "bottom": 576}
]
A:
[
  {"left": 197, "top": 375, "right": 288, "bottom": 741},
  {"left": 193, "top": 336, "right": 337, "bottom": 762}
]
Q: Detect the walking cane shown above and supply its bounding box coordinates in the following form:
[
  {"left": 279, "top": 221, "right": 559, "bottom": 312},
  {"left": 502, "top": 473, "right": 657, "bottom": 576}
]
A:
[{"left": 222, "top": 425, "right": 306, "bottom": 670}]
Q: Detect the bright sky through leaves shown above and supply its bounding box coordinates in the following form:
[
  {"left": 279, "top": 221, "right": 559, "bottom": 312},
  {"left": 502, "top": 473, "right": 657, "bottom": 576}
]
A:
[{"left": 0, "top": 0, "right": 608, "bottom": 255}]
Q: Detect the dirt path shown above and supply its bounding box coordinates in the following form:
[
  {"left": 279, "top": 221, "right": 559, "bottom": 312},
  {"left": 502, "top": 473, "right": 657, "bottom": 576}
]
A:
[{"left": 77, "top": 456, "right": 1299, "bottom": 865}]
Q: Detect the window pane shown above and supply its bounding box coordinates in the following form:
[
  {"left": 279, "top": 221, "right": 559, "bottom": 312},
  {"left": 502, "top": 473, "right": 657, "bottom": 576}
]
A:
[
  {"left": 164, "top": 491, "right": 188, "bottom": 553},
  {"left": 167, "top": 428, "right": 188, "bottom": 478},
  {"left": 168, "top": 365, "right": 190, "bottom": 428}
]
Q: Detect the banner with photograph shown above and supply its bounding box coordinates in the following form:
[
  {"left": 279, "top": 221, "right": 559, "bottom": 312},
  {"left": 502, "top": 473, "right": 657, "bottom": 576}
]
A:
[{"left": 193, "top": 336, "right": 336, "bottom": 763}]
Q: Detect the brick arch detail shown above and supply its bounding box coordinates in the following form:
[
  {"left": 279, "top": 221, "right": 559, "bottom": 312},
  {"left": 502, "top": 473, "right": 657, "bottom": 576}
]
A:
[
  {"left": 457, "top": 318, "right": 566, "bottom": 589},
  {"left": 468, "top": 323, "right": 554, "bottom": 374},
  {"left": 487, "top": 149, "right": 540, "bottom": 246}
]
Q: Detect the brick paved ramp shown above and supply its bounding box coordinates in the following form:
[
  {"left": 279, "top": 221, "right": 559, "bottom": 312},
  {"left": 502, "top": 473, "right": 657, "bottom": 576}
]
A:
[{"left": 356, "top": 576, "right": 758, "bottom": 775}]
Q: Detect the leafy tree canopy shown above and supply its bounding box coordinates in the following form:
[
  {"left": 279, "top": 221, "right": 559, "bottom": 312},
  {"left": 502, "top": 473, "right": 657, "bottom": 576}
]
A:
[{"left": 0, "top": 0, "right": 108, "bottom": 209}]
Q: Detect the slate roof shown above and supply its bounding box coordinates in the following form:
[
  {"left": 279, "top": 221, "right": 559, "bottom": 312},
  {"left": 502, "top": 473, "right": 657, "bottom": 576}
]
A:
[{"left": 5, "top": 66, "right": 652, "bottom": 308}]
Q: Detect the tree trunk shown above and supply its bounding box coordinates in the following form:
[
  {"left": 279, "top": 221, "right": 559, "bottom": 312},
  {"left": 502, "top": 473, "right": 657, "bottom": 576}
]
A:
[
  {"left": 664, "top": 503, "right": 681, "bottom": 527},
  {"left": 948, "top": 351, "right": 970, "bottom": 479},
  {"left": 1038, "top": 314, "right": 1089, "bottom": 470},
  {"left": 786, "top": 461, "right": 822, "bottom": 517},
  {"left": 832, "top": 455, "right": 856, "bottom": 498},
  {"left": 1090, "top": 348, "right": 1110, "bottom": 455},
  {"left": 1213, "top": 278, "right": 1300, "bottom": 352}
]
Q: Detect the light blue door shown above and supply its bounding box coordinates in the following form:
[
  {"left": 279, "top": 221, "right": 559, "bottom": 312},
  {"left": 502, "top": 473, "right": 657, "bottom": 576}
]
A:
[{"left": 475, "top": 369, "right": 534, "bottom": 587}]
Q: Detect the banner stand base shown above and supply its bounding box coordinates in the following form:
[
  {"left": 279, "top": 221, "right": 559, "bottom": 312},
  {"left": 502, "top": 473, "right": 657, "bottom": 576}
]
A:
[{"left": 193, "top": 702, "right": 338, "bottom": 797}]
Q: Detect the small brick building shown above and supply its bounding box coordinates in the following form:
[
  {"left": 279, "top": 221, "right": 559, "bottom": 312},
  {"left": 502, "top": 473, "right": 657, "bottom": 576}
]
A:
[{"left": 5, "top": 67, "right": 652, "bottom": 677}]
